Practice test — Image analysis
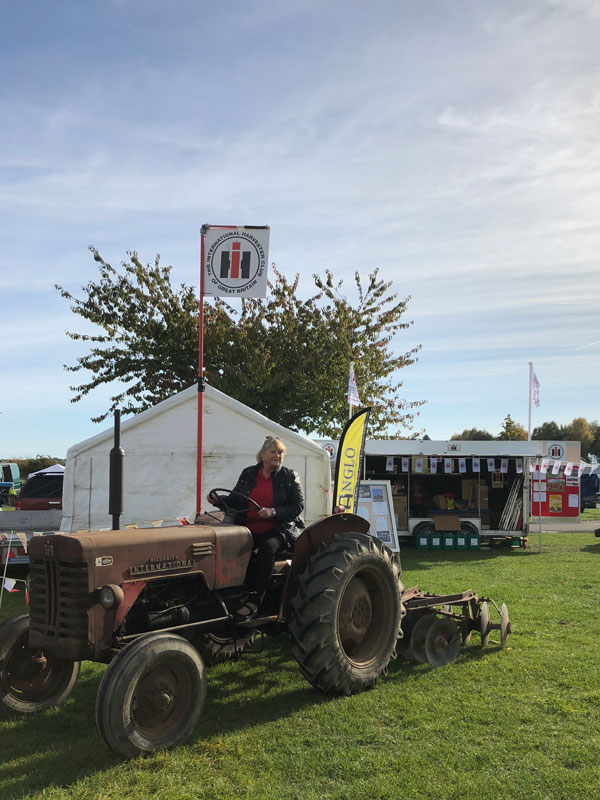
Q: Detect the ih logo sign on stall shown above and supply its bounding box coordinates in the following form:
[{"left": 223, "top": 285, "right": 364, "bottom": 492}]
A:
[
  {"left": 548, "top": 443, "right": 565, "bottom": 459},
  {"left": 203, "top": 226, "right": 269, "bottom": 298}
]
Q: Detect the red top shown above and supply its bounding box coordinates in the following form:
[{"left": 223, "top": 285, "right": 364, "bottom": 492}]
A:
[{"left": 246, "top": 470, "right": 275, "bottom": 535}]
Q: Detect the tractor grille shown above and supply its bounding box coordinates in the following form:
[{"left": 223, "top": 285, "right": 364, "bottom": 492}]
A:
[{"left": 29, "top": 558, "right": 90, "bottom": 643}]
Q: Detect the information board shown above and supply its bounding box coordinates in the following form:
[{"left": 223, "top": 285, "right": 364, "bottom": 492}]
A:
[{"left": 355, "top": 480, "right": 400, "bottom": 552}]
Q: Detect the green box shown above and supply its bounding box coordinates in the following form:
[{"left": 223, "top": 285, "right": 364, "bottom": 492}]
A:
[
  {"left": 467, "top": 532, "right": 480, "bottom": 549},
  {"left": 455, "top": 533, "right": 468, "bottom": 550},
  {"left": 429, "top": 533, "right": 442, "bottom": 550},
  {"left": 442, "top": 533, "right": 455, "bottom": 549},
  {"left": 414, "top": 533, "right": 429, "bottom": 549}
]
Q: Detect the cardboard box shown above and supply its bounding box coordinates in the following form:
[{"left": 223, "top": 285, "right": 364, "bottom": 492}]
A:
[
  {"left": 393, "top": 497, "right": 407, "bottom": 527},
  {"left": 433, "top": 514, "right": 460, "bottom": 531},
  {"left": 433, "top": 494, "right": 447, "bottom": 510}
]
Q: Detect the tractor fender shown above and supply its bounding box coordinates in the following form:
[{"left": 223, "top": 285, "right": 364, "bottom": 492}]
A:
[{"left": 280, "top": 513, "right": 370, "bottom": 620}]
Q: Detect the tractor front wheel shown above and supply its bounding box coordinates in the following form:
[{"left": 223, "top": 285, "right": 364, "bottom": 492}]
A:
[
  {"left": 95, "top": 633, "right": 206, "bottom": 759},
  {"left": 0, "top": 614, "right": 80, "bottom": 719},
  {"left": 289, "top": 532, "right": 404, "bottom": 696}
]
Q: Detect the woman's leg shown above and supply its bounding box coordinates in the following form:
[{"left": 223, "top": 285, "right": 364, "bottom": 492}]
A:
[{"left": 247, "top": 531, "right": 284, "bottom": 607}]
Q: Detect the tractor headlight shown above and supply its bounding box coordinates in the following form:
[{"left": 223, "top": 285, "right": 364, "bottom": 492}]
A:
[{"left": 98, "top": 584, "right": 124, "bottom": 610}]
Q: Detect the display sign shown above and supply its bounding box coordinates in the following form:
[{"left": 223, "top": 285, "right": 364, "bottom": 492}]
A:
[
  {"left": 203, "top": 225, "right": 269, "bottom": 298},
  {"left": 355, "top": 480, "right": 399, "bottom": 552}
]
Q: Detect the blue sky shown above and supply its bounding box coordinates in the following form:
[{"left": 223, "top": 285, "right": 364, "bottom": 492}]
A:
[{"left": 2, "top": 0, "right": 599, "bottom": 457}]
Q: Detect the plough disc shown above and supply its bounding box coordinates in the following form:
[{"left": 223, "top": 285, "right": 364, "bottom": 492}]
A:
[
  {"left": 479, "top": 601, "right": 491, "bottom": 647},
  {"left": 424, "top": 618, "right": 461, "bottom": 667},
  {"left": 500, "top": 603, "right": 511, "bottom": 648},
  {"left": 409, "top": 615, "right": 436, "bottom": 664}
]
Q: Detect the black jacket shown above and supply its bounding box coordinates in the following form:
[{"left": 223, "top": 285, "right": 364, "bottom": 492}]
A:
[{"left": 223, "top": 463, "right": 305, "bottom": 549}]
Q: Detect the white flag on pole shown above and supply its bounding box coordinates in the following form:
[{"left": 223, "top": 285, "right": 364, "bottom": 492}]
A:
[
  {"left": 532, "top": 369, "right": 541, "bottom": 407},
  {"left": 347, "top": 363, "right": 360, "bottom": 407}
]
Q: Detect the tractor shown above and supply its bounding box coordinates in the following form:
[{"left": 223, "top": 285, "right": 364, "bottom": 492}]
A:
[{"left": 0, "top": 489, "right": 510, "bottom": 759}]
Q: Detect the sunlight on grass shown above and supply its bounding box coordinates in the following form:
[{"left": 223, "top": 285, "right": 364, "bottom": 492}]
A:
[{"left": 1, "top": 533, "right": 599, "bottom": 799}]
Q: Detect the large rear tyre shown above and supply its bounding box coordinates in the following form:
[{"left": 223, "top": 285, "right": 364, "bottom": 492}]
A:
[
  {"left": 95, "top": 633, "right": 206, "bottom": 759},
  {"left": 0, "top": 614, "right": 80, "bottom": 719},
  {"left": 289, "top": 532, "right": 404, "bottom": 696}
]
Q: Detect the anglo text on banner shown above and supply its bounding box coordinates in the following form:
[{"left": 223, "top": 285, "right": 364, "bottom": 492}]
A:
[
  {"left": 202, "top": 225, "right": 270, "bottom": 298},
  {"left": 333, "top": 408, "right": 371, "bottom": 514}
]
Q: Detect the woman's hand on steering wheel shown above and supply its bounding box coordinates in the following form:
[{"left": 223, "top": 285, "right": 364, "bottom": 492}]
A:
[{"left": 207, "top": 488, "right": 262, "bottom": 515}]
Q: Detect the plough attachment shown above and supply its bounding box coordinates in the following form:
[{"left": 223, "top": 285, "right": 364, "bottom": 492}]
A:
[{"left": 398, "top": 587, "right": 512, "bottom": 667}]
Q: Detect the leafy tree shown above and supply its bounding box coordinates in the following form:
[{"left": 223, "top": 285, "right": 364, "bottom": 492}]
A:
[
  {"left": 531, "top": 421, "right": 562, "bottom": 441},
  {"left": 57, "top": 248, "right": 423, "bottom": 437},
  {"left": 450, "top": 428, "right": 494, "bottom": 441},
  {"left": 496, "top": 414, "right": 528, "bottom": 441},
  {"left": 562, "top": 417, "right": 594, "bottom": 457}
]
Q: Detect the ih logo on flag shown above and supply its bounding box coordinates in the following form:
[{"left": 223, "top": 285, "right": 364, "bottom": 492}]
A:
[
  {"left": 203, "top": 227, "right": 269, "bottom": 298},
  {"left": 220, "top": 242, "right": 251, "bottom": 279}
]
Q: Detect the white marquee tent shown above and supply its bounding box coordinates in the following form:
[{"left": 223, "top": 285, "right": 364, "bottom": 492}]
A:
[{"left": 60, "top": 385, "right": 331, "bottom": 532}]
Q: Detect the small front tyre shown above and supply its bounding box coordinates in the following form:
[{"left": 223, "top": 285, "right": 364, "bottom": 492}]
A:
[
  {"left": 95, "top": 633, "right": 206, "bottom": 759},
  {"left": 0, "top": 614, "right": 80, "bottom": 719},
  {"left": 289, "top": 532, "right": 404, "bottom": 696}
]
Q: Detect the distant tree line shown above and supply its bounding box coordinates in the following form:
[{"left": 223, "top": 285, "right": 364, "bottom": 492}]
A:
[
  {"left": 4, "top": 456, "right": 65, "bottom": 480},
  {"left": 451, "top": 416, "right": 600, "bottom": 459}
]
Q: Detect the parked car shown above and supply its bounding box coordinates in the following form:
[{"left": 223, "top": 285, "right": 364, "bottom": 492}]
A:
[{"left": 15, "top": 473, "right": 63, "bottom": 511}]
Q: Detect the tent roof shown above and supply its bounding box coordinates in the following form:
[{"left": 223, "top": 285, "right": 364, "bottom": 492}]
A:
[
  {"left": 66, "top": 383, "right": 323, "bottom": 458},
  {"left": 28, "top": 463, "right": 65, "bottom": 479}
]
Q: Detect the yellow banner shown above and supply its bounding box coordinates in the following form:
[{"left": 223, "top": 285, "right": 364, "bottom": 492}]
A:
[{"left": 333, "top": 408, "right": 371, "bottom": 513}]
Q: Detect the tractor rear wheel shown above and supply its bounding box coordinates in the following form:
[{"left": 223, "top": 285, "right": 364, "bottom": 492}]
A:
[
  {"left": 95, "top": 633, "right": 206, "bottom": 759},
  {"left": 289, "top": 532, "right": 404, "bottom": 696},
  {"left": 0, "top": 614, "right": 80, "bottom": 719}
]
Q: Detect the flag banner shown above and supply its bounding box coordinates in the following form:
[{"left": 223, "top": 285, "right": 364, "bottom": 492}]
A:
[
  {"left": 444, "top": 458, "right": 452, "bottom": 473},
  {"left": 487, "top": 458, "right": 495, "bottom": 471},
  {"left": 385, "top": 457, "right": 394, "bottom": 472},
  {"left": 2, "top": 577, "right": 17, "bottom": 593},
  {"left": 500, "top": 459, "right": 508, "bottom": 474},
  {"left": 552, "top": 460, "right": 562, "bottom": 475},
  {"left": 347, "top": 363, "right": 360, "bottom": 407},
  {"left": 203, "top": 225, "right": 270, "bottom": 298},
  {"left": 415, "top": 457, "right": 423, "bottom": 473},
  {"left": 564, "top": 462, "right": 573, "bottom": 476},
  {"left": 472, "top": 457, "right": 480, "bottom": 472},
  {"left": 529, "top": 461, "right": 538, "bottom": 473},
  {"left": 15, "top": 532, "right": 28, "bottom": 552},
  {"left": 458, "top": 458, "right": 466, "bottom": 473},
  {"left": 532, "top": 370, "right": 541, "bottom": 407},
  {"left": 333, "top": 408, "right": 371, "bottom": 513},
  {"left": 540, "top": 458, "right": 549, "bottom": 474},
  {"left": 516, "top": 460, "right": 523, "bottom": 474},
  {"left": 401, "top": 457, "right": 409, "bottom": 472},
  {"left": 430, "top": 457, "right": 438, "bottom": 473}
]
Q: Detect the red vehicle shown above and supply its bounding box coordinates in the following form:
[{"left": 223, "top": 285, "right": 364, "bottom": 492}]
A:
[{"left": 15, "top": 473, "right": 63, "bottom": 511}]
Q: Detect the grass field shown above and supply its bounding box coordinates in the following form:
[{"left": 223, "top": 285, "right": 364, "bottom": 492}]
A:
[{"left": 1, "top": 533, "right": 599, "bottom": 800}]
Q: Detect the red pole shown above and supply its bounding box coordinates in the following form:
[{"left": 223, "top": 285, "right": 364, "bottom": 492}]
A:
[{"left": 196, "top": 228, "right": 206, "bottom": 515}]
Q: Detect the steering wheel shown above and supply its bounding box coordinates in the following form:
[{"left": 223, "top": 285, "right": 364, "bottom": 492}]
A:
[{"left": 208, "top": 488, "right": 262, "bottom": 515}]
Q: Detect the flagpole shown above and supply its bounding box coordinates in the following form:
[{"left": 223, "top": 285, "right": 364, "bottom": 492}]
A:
[
  {"left": 348, "top": 361, "right": 354, "bottom": 420},
  {"left": 196, "top": 227, "right": 207, "bottom": 515},
  {"left": 528, "top": 361, "right": 533, "bottom": 441}
]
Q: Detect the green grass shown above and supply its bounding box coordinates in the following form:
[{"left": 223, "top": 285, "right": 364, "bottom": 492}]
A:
[
  {"left": 580, "top": 508, "right": 600, "bottom": 521},
  {"left": 1, "top": 533, "right": 600, "bottom": 800}
]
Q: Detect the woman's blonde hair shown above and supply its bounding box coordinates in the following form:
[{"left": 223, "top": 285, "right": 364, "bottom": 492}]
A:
[{"left": 256, "top": 435, "right": 286, "bottom": 463}]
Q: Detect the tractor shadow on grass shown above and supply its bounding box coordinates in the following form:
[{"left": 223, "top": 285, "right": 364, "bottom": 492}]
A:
[
  {"left": 0, "top": 630, "right": 509, "bottom": 798},
  {"left": 0, "top": 666, "right": 116, "bottom": 798},
  {"left": 581, "top": 541, "right": 600, "bottom": 554},
  {"left": 0, "top": 639, "right": 335, "bottom": 798}
]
